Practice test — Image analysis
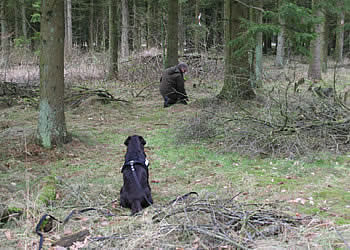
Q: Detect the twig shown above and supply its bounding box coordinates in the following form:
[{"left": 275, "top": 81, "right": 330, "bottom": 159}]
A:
[
  {"left": 334, "top": 227, "right": 350, "bottom": 250},
  {"left": 187, "top": 225, "right": 249, "bottom": 250},
  {"left": 135, "top": 81, "right": 158, "bottom": 97}
]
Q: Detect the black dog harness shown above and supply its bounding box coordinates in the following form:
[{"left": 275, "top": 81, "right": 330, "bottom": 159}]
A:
[
  {"left": 121, "top": 159, "right": 153, "bottom": 207},
  {"left": 121, "top": 159, "right": 149, "bottom": 173}
]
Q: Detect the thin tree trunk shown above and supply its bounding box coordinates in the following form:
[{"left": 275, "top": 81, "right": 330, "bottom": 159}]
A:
[
  {"left": 65, "top": 0, "right": 73, "bottom": 56},
  {"left": 37, "top": 0, "right": 70, "bottom": 148},
  {"left": 89, "top": 0, "right": 94, "bottom": 51},
  {"left": 146, "top": 0, "right": 151, "bottom": 48},
  {"left": 166, "top": 0, "right": 179, "bottom": 68},
  {"left": 335, "top": 1, "right": 345, "bottom": 63},
  {"left": 194, "top": 0, "right": 199, "bottom": 54},
  {"left": 322, "top": 13, "right": 329, "bottom": 73},
  {"left": 308, "top": 1, "right": 324, "bottom": 81},
  {"left": 178, "top": 2, "right": 184, "bottom": 56},
  {"left": 101, "top": 7, "right": 107, "bottom": 52},
  {"left": 132, "top": 0, "right": 140, "bottom": 52},
  {"left": 121, "top": 0, "right": 129, "bottom": 58},
  {"left": 212, "top": 7, "right": 218, "bottom": 50},
  {"left": 108, "top": 0, "right": 119, "bottom": 79},
  {"left": 21, "top": 0, "right": 27, "bottom": 39},
  {"left": 1, "top": 0, "right": 9, "bottom": 51},
  {"left": 255, "top": 0, "right": 263, "bottom": 87},
  {"left": 275, "top": 17, "right": 285, "bottom": 68}
]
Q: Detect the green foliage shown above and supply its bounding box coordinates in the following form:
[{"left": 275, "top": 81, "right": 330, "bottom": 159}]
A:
[
  {"left": 279, "top": 2, "right": 318, "bottom": 56},
  {"left": 38, "top": 176, "right": 57, "bottom": 206},
  {"left": 231, "top": 17, "right": 279, "bottom": 58},
  {"left": 14, "top": 37, "right": 31, "bottom": 48},
  {"left": 262, "top": 2, "right": 319, "bottom": 56},
  {"left": 31, "top": 0, "right": 41, "bottom": 23},
  {"left": 227, "top": 0, "right": 320, "bottom": 59},
  {"left": 7, "top": 207, "right": 22, "bottom": 213}
]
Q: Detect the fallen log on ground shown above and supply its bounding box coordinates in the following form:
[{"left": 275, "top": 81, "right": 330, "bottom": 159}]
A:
[{"left": 0, "top": 82, "right": 128, "bottom": 108}]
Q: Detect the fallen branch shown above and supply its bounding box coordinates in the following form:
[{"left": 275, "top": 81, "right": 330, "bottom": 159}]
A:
[{"left": 53, "top": 229, "right": 90, "bottom": 247}]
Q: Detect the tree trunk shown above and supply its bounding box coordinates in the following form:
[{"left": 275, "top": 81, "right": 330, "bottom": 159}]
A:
[
  {"left": 322, "top": 12, "right": 329, "bottom": 73},
  {"left": 65, "top": 0, "right": 73, "bottom": 56},
  {"left": 166, "top": 0, "right": 179, "bottom": 68},
  {"left": 194, "top": 0, "right": 199, "bottom": 54},
  {"left": 255, "top": 0, "right": 263, "bottom": 87},
  {"left": 108, "top": 0, "right": 119, "bottom": 79},
  {"left": 275, "top": 1, "right": 285, "bottom": 68},
  {"left": 102, "top": 8, "right": 107, "bottom": 52},
  {"left": 89, "top": 0, "right": 94, "bottom": 51},
  {"left": 308, "top": 0, "right": 324, "bottom": 81},
  {"left": 121, "top": 0, "right": 129, "bottom": 58},
  {"left": 37, "top": 0, "right": 70, "bottom": 148},
  {"left": 1, "top": 0, "right": 9, "bottom": 51},
  {"left": 218, "top": 0, "right": 255, "bottom": 100},
  {"left": 178, "top": 2, "right": 184, "bottom": 56},
  {"left": 146, "top": 0, "right": 151, "bottom": 48},
  {"left": 132, "top": 0, "right": 140, "bottom": 52},
  {"left": 21, "top": 0, "right": 27, "bottom": 39},
  {"left": 334, "top": 1, "right": 344, "bottom": 63}
]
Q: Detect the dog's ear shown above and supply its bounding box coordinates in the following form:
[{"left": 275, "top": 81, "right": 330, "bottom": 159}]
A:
[
  {"left": 124, "top": 136, "right": 131, "bottom": 146},
  {"left": 138, "top": 136, "right": 146, "bottom": 145}
]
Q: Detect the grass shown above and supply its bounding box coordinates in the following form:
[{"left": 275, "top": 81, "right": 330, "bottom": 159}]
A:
[{"left": 1, "top": 61, "right": 350, "bottom": 248}]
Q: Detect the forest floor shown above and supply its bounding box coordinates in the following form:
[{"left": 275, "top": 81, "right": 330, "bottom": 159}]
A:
[{"left": 0, "top": 54, "right": 350, "bottom": 249}]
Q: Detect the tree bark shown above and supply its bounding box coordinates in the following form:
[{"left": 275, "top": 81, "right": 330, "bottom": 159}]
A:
[
  {"left": 166, "top": 0, "right": 179, "bottom": 68},
  {"left": 194, "top": 0, "right": 199, "bottom": 54},
  {"left": 178, "top": 2, "right": 184, "bottom": 56},
  {"left": 322, "top": 12, "right": 329, "bottom": 73},
  {"left": 108, "top": 0, "right": 119, "bottom": 79},
  {"left": 255, "top": 0, "right": 263, "bottom": 87},
  {"left": 132, "top": 0, "right": 140, "bottom": 52},
  {"left": 1, "top": 0, "right": 9, "bottom": 51},
  {"left": 121, "top": 0, "right": 129, "bottom": 58},
  {"left": 21, "top": 0, "right": 27, "bottom": 40},
  {"left": 65, "top": 0, "right": 73, "bottom": 56},
  {"left": 37, "top": 0, "right": 70, "bottom": 148},
  {"left": 308, "top": 0, "right": 324, "bottom": 81},
  {"left": 275, "top": 0, "right": 285, "bottom": 68},
  {"left": 146, "top": 0, "right": 151, "bottom": 48},
  {"left": 334, "top": 1, "right": 344, "bottom": 63},
  {"left": 219, "top": 0, "right": 255, "bottom": 100},
  {"left": 89, "top": 0, "right": 94, "bottom": 51}
]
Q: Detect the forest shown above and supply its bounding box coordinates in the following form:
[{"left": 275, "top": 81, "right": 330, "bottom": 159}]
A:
[{"left": 0, "top": 0, "right": 349, "bottom": 249}]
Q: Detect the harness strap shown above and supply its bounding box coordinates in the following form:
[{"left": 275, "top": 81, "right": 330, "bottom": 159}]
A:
[
  {"left": 121, "top": 159, "right": 149, "bottom": 172},
  {"left": 128, "top": 161, "right": 153, "bottom": 207}
]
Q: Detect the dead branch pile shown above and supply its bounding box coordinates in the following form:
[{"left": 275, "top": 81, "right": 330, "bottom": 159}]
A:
[
  {"left": 176, "top": 86, "right": 350, "bottom": 158},
  {"left": 65, "top": 86, "right": 127, "bottom": 108},
  {"left": 87, "top": 194, "right": 305, "bottom": 249},
  {"left": 0, "top": 82, "right": 127, "bottom": 108},
  {"left": 0, "top": 81, "right": 38, "bottom": 97},
  {"left": 223, "top": 87, "right": 350, "bottom": 157},
  {"left": 151, "top": 197, "right": 302, "bottom": 249}
]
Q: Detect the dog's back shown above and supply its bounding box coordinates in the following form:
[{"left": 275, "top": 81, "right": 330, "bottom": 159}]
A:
[{"left": 120, "top": 135, "right": 153, "bottom": 215}]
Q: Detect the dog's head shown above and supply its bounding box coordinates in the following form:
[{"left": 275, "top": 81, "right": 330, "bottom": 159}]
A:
[
  {"left": 124, "top": 135, "right": 146, "bottom": 147},
  {"left": 124, "top": 135, "right": 147, "bottom": 162}
]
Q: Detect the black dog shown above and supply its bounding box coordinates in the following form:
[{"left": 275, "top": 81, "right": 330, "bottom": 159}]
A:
[{"left": 120, "top": 135, "right": 153, "bottom": 215}]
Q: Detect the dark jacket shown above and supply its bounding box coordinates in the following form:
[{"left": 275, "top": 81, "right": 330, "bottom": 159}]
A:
[{"left": 159, "top": 66, "right": 187, "bottom": 100}]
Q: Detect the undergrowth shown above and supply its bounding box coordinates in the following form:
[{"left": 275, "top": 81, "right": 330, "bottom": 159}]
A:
[{"left": 0, "top": 52, "right": 349, "bottom": 249}]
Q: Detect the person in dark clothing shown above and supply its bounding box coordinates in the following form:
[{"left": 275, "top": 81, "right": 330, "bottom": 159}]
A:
[{"left": 160, "top": 62, "right": 189, "bottom": 108}]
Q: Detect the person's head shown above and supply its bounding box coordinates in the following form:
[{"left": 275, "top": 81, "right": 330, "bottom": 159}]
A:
[{"left": 177, "top": 62, "right": 188, "bottom": 73}]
